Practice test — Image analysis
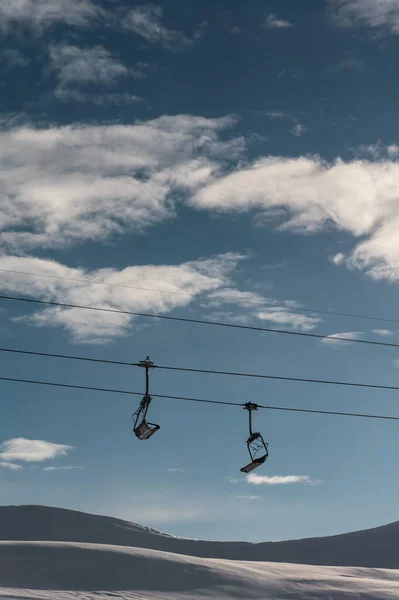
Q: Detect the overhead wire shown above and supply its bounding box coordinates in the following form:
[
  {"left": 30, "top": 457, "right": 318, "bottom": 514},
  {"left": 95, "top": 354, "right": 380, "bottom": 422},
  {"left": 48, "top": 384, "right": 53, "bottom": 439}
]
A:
[
  {"left": 1, "top": 293, "right": 399, "bottom": 349},
  {"left": 0, "top": 269, "right": 399, "bottom": 323},
  {"left": 0, "top": 374, "right": 399, "bottom": 421},
  {"left": 0, "top": 268, "right": 196, "bottom": 298},
  {"left": 2, "top": 345, "right": 399, "bottom": 394},
  {"left": 156, "top": 364, "right": 399, "bottom": 393},
  {"left": 1, "top": 267, "right": 399, "bottom": 325}
]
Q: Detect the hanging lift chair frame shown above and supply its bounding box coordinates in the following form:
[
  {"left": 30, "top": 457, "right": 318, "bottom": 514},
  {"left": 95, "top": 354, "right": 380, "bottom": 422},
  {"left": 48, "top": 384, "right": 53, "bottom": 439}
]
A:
[
  {"left": 240, "top": 402, "right": 269, "bottom": 473},
  {"left": 132, "top": 357, "right": 160, "bottom": 440}
]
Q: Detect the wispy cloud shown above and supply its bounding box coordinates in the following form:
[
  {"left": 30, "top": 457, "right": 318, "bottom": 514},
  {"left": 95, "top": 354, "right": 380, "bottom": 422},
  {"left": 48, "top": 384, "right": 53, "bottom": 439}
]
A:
[
  {"left": 329, "top": 57, "right": 366, "bottom": 74},
  {"left": 330, "top": 0, "right": 399, "bottom": 35},
  {"left": 252, "top": 110, "right": 289, "bottom": 120},
  {"left": 252, "top": 110, "right": 306, "bottom": 140},
  {"left": 373, "top": 329, "right": 393, "bottom": 337},
  {"left": 167, "top": 468, "right": 185, "bottom": 473},
  {"left": 264, "top": 14, "right": 294, "bottom": 29},
  {"left": 0, "top": 253, "right": 247, "bottom": 342},
  {"left": 55, "top": 90, "right": 143, "bottom": 105},
  {"left": 43, "top": 466, "right": 83, "bottom": 472},
  {"left": 50, "top": 45, "right": 130, "bottom": 90},
  {"left": 0, "top": 461, "right": 23, "bottom": 471},
  {"left": 234, "top": 495, "right": 261, "bottom": 500},
  {"left": 0, "top": 114, "right": 241, "bottom": 251},
  {"left": 247, "top": 474, "right": 313, "bottom": 485},
  {"left": 202, "top": 290, "right": 321, "bottom": 332},
  {"left": 0, "top": 438, "right": 72, "bottom": 463},
  {"left": 227, "top": 474, "right": 316, "bottom": 486},
  {"left": 193, "top": 153, "right": 399, "bottom": 284},
  {"left": 123, "top": 4, "right": 195, "bottom": 50},
  {"left": 0, "top": 0, "right": 100, "bottom": 34},
  {"left": 204, "top": 289, "right": 266, "bottom": 309},
  {"left": 292, "top": 123, "right": 306, "bottom": 137},
  {"left": 321, "top": 331, "right": 362, "bottom": 347},
  {"left": 257, "top": 308, "right": 321, "bottom": 332},
  {"left": 353, "top": 142, "right": 399, "bottom": 160},
  {"left": 330, "top": 252, "right": 346, "bottom": 266}
]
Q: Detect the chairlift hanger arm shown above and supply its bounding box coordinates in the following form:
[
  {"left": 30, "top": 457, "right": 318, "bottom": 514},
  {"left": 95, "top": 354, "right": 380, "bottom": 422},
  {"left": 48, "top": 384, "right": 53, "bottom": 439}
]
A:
[
  {"left": 244, "top": 402, "right": 259, "bottom": 436},
  {"left": 138, "top": 356, "right": 155, "bottom": 396}
]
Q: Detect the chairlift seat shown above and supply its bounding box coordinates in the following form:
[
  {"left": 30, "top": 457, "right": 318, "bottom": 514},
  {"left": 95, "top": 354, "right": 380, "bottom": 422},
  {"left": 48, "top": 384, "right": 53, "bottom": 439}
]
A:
[
  {"left": 240, "top": 455, "right": 267, "bottom": 474},
  {"left": 134, "top": 420, "right": 160, "bottom": 441}
]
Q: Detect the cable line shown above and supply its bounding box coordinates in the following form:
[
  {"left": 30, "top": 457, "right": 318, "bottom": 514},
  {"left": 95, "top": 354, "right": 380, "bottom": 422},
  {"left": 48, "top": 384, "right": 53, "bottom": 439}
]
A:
[
  {"left": 156, "top": 364, "right": 399, "bottom": 393},
  {"left": 0, "top": 374, "right": 399, "bottom": 421},
  {"left": 0, "top": 375, "right": 242, "bottom": 407},
  {"left": 1, "top": 294, "right": 399, "bottom": 350},
  {"left": 2, "top": 345, "right": 399, "bottom": 395},
  {"left": 0, "top": 268, "right": 194, "bottom": 298},
  {"left": 2, "top": 267, "right": 399, "bottom": 325},
  {"left": 0, "top": 346, "right": 137, "bottom": 367}
]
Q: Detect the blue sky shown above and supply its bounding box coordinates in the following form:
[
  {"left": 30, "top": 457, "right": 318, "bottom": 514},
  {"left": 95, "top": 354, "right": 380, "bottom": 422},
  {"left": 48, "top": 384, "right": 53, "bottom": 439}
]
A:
[{"left": 2, "top": 0, "right": 399, "bottom": 543}]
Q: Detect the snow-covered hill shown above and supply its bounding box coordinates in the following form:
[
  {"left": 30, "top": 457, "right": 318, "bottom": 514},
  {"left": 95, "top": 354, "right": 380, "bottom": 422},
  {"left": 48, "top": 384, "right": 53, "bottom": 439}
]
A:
[
  {"left": 0, "top": 541, "right": 399, "bottom": 600},
  {"left": 0, "top": 505, "right": 398, "bottom": 568}
]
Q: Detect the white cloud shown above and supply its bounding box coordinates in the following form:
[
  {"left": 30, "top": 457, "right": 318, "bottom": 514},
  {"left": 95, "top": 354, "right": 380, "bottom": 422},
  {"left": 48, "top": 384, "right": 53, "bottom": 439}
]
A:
[
  {"left": 331, "top": 252, "right": 346, "bottom": 266},
  {"left": 167, "top": 468, "right": 184, "bottom": 473},
  {"left": 55, "top": 90, "right": 143, "bottom": 105},
  {"left": 0, "top": 114, "right": 242, "bottom": 251},
  {"left": 260, "top": 110, "right": 289, "bottom": 119},
  {"left": 329, "top": 57, "right": 366, "bottom": 74},
  {"left": 234, "top": 495, "right": 261, "bottom": 500},
  {"left": 43, "top": 465, "right": 83, "bottom": 472},
  {"left": 354, "top": 142, "right": 399, "bottom": 160},
  {"left": 247, "top": 474, "right": 312, "bottom": 485},
  {"left": 264, "top": 14, "right": 294, "bottom": 29},
  {"left": 321, "top": 331, "right": 362, "bottom": 347},
  {"left": 202, "top": 290, "right": 321, "bottom": 331},
  {"left": 193, "top": 155, "right": 399, "bottom": 283},
  {"left": 123, "top": 4, "right": 194, "bottom": 50},
  {"left": 50, "top": 45, "right": 130, "bottom": 89},
  {"left": 204, "top": 289, "right": 267, "bottom": 309},
  {"left": 372, "top": 329, "right": 393, "bottom": 336},
  {"left": 388, "top": 144, "right": 399, "bottom": 158},
  {"left": 0, "top": 461, "right": 23, "bottom": 470},
  {"left": 0, "top": 438, "right": 72, "bottom": 463},
  {"left": 0, "top": 0, "right": 99, "bottom": 33},
  {"left": 193, "top": 155, "right": 399, "bottom": 234},
  {"left": 0, "top": 253, "right": 247, "bottom": 342},
  {"left": 292, "top": 124, "right": 306, "bottom": 137},
  {"left": 256, "top": 308, "right": 321, "bottom": 331},
  {"left": 330, "top": 0, "right": 399, "bottom": 34},
  {"left": 5, "top": 112, "right": 399, "bottom": 288}
]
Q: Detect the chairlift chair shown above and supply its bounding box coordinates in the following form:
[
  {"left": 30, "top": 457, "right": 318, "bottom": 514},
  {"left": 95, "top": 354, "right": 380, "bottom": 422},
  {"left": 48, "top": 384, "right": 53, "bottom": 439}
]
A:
[
  {"left": 133, "top": 395, "right": 160, "bottom": 440},
  {"left": 132, "top": 356, "right": 160, "bottom": 441},
  {"left": 240, "top": 402, "right": 269, "bottom": 473}
]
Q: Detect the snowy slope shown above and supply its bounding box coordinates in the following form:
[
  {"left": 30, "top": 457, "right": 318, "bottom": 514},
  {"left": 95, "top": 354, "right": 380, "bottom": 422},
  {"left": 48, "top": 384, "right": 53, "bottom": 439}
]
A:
[
  {"left": 1, "top": 505, "right": 399, "bottom": 568},
  {"left": 0, "top": 541, "right": 399, "bottom": 600}
]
